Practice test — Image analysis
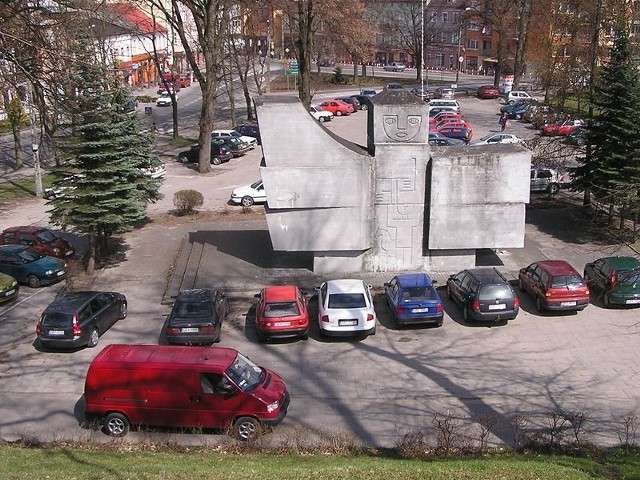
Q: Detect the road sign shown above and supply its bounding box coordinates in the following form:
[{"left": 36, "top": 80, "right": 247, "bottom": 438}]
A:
[{"left": 285, "top": 59, "right": 299, "bottom": 76}]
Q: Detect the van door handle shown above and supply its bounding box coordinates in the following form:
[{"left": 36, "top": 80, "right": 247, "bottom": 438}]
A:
[{"left": 189, "top": 394, "right": 202, "bottom": 403}]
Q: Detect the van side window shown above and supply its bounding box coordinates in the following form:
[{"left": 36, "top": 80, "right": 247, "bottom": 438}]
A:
[{"left": 200, "top": 373, "right": 230, "bottom": 395}]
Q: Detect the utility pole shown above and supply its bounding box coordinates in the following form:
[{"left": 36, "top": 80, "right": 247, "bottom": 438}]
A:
[{"left": 28, "top": 81, "right": 43, "bottom": 198}]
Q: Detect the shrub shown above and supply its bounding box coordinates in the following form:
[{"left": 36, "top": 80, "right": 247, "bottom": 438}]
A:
[
  {"left": 173, "top": 189, "right": 204, "bottom": 215},
  {"left": 332, "top": 66, "right": 345, "bottom": 84}
]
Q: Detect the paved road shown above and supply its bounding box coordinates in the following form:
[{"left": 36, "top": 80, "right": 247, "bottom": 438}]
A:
[{"left": 1, "top": 95, "right": 638, "bottom": 449}]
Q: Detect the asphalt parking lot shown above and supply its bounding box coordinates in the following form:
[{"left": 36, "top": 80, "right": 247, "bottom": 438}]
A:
[{"left": 0, "top": 93, "right": 639, "bottom": 448}]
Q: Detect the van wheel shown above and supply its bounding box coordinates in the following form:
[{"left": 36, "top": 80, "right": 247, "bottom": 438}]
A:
[
  {"left": 548, "top": 183, "right": 560, "bottom": 195},
  {"left": 104, "top": 413, "right": 130, "bottom": 437},
  {"left": 118, "top": 302, "right": 127, "bottom": 319},
  {"left": 233, "top": 416, "right": 261, "bottom": 441},
  {"left": 88, "top": 328, "right": 99, "bottom": 348},
  {"left": 335, "top": 111, "right": 343, "bottom": 116},
  {"left": 211, "top": 157, "right": 222, "bottom": 166},
  {"left": 178, "top": 155, "right": 189, "bottom": 164},
  {"left": 241, "top": 196, "right": 254, "bottom": 207},
  {"left": 27, "top": 275, "right": 40, "bottom": 288}
]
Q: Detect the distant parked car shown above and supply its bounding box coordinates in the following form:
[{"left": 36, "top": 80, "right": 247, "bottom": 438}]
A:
[
  {"left": 0, "top": 245, "right": 67, "bottom": 288},
  {"left": 230, "top": 180, "right": 267, "bottom": 207},
  {"left": 437, "top": 125, "right": 472, "bottom": 143},
  {"left": 234, "top": 123, "right": 261, "bottom": 145},
  {"left": 434, "top": 119, "right": 472, "bottom": 131},
  {"left": 470, "top": 133, "right": 521, "bottom": 146},
  {"left": 156, "top": 91, "right": 175, "bottom": 107},
  {"left": 337, "top": 97, "right": 361, "bottom": 111},
  {"left": 255, "top": 285, "right": 309, "bottom": 341},
  {"left": 384, "top": 273, "right": 444, "bottom": 327},
  {"left": 429, "top": 112, "right": 465, "bottom": 126},
  {"left": 319, "top": 100, "right": 353, "bottom": 116},
  {"left": 385, "top": 82, "right": 405, "bottom": 90},
  {"left": 541, "top": 119, "right": 586, "bottom": 136},
  {"left": 383, "top": 62, "right": 406, "bottom": 72},
  {"left": 518, "top": 260, "right": 590, "bottom": 312},
  {"left": 428, "top": 132, "right": 466, "bottom": 146},
  {"left": 428, "top": 107, "right": 459, "bottom": 117},
  {"left": 434, "top": 87, "right": 455, "bottom": 99},
  {"left": 505, "top": 90, "right": 533, "bottom": 104},
  {"left": 410, "top": 87, "right": 434, "bottom": 101},
  {"left": 36, "top": 291, "right": 127, "bottom": 349},
  {"left": 0, "top": 272, "right": 18, "bottom": 304},
  {"left": 360, "top": 89, "right": 377, "bottom": 97},
  {"left": 530, "top": 167, "right": 569, "bottom": 195},
  {"left": 212, "top": 137, "right": 251, "bottom": 157},
  {"left": 583, "top": 256, "right": 640, "bottom": 308},
  {"left": 212, "top": 129, "right": 258, "bottom": 148},
  {"left": 477, "top": 85, "right": 501, "bottom": 99},
  {"left": 310, "top": 106, "right": 333, "bottom": 122},
  {"left": 163, "top": 289, "right": 229, "bottom": 345},
  {"left": 566, "top": 127, "right": 587, "bottom": 146},
  {"left": 315, "top": 279, "right": 376, "bottom": 338},
  {"left": 178, "top": 142, "right": 233, "bottom": 165},
  {"left": 446, "top": 267, "right": 519, "bottom": 323},
  {"left": 0, "top": 226, "right": 74, "bottom": 258},
  {"left": 140, "top": 162, "right": 167, "bottom": 179},
  {"left": 351, "top": 95, "right": 373, "bottom": 110}
]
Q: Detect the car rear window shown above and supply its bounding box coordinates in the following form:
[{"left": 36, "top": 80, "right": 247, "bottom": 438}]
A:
[
  {"left": 172, "top": 300, "right": 212, "bottom": 317},
  {"left": 263, "top": 301, "right": 300, "bottom": 318},
  {"left": 619, "top": 269, "right": 640, "bottom": 284},
  {"left": 35, "top": 230, "right": 58, "bottom": 243},
  {"left": 328, "top": 293, "right": 367, "bottom": 309},
  {"left": 401, "top": 287, "right": 438, "bottom": 302},
  {"left": 41, "top": 313, "right": 73, "bottom": 328},
  {"left": 551, "top": 275, "right": 584, "bottom": 289},
  {"left": 478, "top": 284, "right": 513, "bottom": 301}
]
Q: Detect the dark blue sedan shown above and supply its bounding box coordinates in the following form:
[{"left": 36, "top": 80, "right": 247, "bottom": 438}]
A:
[
  {"left": 384, "top": 273, "right": 444, "bottom": 327},
  {"left": 0, "top": 245, "right": 67, "bottom": 288}
]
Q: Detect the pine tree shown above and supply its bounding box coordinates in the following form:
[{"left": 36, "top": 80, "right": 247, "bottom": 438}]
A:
[
  {"left": 48, "top": 34, "right": 162, "bottom": 274},
  {"left": 574, "top": 26, "right": 640, "bottom": 227}
]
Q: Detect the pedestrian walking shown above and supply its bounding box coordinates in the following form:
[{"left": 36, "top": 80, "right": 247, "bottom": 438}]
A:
[
  {"left": 150, "top": 122, "right": 158, "bottom": 134},
  {"left": 499, "top": 112, "right": 508, "bottom": 132}
]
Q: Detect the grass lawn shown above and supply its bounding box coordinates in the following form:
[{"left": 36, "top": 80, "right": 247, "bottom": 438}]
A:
[
  {"left": 1, "top": 444, "right": 639, "bottom": 480},
  {"left": 0, "top": 174, "right": 52, "bottom": 204}
]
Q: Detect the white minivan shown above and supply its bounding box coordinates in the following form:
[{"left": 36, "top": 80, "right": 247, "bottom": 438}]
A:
[{"left": 505, "top": 91, "right": 533, "bottom": 104}]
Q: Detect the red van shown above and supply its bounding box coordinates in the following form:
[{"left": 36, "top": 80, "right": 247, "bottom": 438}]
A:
[{"left": 84, "top": 344, "right": 289, "bottom": 440}]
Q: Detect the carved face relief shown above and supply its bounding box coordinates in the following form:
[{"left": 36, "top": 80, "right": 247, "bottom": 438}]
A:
[{"left": 383, "top": 114, "right": 422, "bottom": 142}]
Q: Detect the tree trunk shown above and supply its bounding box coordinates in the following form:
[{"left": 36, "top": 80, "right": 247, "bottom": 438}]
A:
[
  {"left": 296, "top": 0, "right": 314, "bottom": 109},
  {"left": 86, "top": 231, "right": 96, "bottom": 275},
  {"left": 512, "top": 0, "right": 532, "bottom": 88},
  {"left": 10, "top": 122, "right": 23, "bottom": 170}
]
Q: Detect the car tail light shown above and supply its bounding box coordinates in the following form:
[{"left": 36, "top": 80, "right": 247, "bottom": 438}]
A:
[
  {"left": 36, "top": 322, "right": 41, "bottom": 335},
  {"left": 366, "top": 314, "right": 374, "bottom": 321},
  {"left": 72, "top": 315, "right": 82, "bottom": 339},
  {"left": 610, "top": 270, "right": 617, "bottom": 287},
  {"left": 395, "top": 306, "right": 405, "bottom": 315},
  {"left": 199, "top": 326, "right": 215, "bottom": 334},
  {"left": 165, "top": 327, "right": 181, "bottom": 335},
  {"left": 436, "top": 304, "right": 444, "bottom": 313},
  {"left": 585, "top": 287, "right": 590, "bottom": 296},
  {"left": 321, "top": 315, "right": 330, "bottom": 323},
  {"left": 514, "top": 296, "right": 520, "bottom": 308},
  {"left": 472, "top": 300, "right": 480, "bottom": 312}
]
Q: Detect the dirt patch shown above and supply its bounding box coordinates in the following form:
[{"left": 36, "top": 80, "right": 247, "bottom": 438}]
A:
[{"left": 146, "top": 207, "right": 265, "bottom": 227}]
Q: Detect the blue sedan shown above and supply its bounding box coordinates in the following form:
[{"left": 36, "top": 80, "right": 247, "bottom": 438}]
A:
[
  {"left": 384, "top": 273, "right": 444, "bottom": 327},
  {"left": 0, "top": 245, "right": 67, "bottom": 288}
]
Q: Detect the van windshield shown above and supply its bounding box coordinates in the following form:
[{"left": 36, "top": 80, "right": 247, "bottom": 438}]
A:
[{"left": 226, "top": 353, "right": 263, "bottom": 391}]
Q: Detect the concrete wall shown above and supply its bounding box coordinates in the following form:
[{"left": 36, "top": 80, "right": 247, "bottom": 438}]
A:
[{"left": 255, "top": 96, "right": 373, "bottom": 258}]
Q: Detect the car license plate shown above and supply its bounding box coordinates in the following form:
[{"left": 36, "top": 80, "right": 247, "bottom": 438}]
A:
[
  {"left": 412, "top": 308, "right": 428, "bottom": 313},
  {"left": 273, "top": 321, "right": 291, "bottom": 327},
  {"left": 488, "top": 304, "right": 506, "bottom": 310},
  {"left": 625, "top": 299, "right": 640, "bottom": 304},
  {"left": 560, "top": 301, "right": 577, "bottom": 307},
  {"left": 339, "top": 319, "right": 358, "bottom": 326},
  {"left": 181, "top": 327, "right": 199, "bottom": 333},
  {"left": 48, "top": 330, "right": 65, "bottom": 336},
  {"left": 4, "top": 289, "right": 15, "bottom": 296},
  {"left": 56, "top": 270, "right": 65, "bottom": 276}
]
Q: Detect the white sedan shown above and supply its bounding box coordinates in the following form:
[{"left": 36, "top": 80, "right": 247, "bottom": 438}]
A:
[
  {"left": 156, "top": 92, "right": 176, "bottom": 107},
  {"left": 310, "top": 106, "right": 333, "bottom": 122},
  {"left": 212, "top": 129, "right": 258, "bottom": 148},
  {"left": 470, "top": 133, "right": 521, "bottom": 146},
  {"left": 316, "top": 279, "right": 377, "bottom": 338},
  {"left": 230, "top": 180, "right": 267, "bottom": 207}
]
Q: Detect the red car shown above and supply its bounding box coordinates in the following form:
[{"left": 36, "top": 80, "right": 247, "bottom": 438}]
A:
[
  {"left": 541, "top": 119, "right": 585, "bottom": 136},
  {"left": 477, "top": 85, "right": 501, "bottom": 99},
  {"left": 0, "top": 226, "right": 74, "bottom": 258},
  {"left": 429, "top": 112, "right": 465, "bottom": 126},
  {"left": 518, "top": 260, "right": 590, "bottom": 312},
  {"left": 438, "top": 126, "right": 473, "bottom": 143},
  {"left": 435, "top": 119, "right": 472, "bottom": 130},
  {"left": 319, "top": 99, "right": 354, "bottom": 116},
  {"left": 255, "top": 285, "right": 309, "bottom": 341}
]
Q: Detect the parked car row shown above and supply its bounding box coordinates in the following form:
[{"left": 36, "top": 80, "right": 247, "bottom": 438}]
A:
[{"left": 177, "top": 127, "right": 260, "bottom": 166}]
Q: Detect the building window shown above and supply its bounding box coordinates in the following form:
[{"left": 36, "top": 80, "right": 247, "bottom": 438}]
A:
[
  {"left": 430, "top": 12, "right": 437, "bottom": 22},
  {"left": 468, "top": 39, "right": 478, "bottom": 50},
  {"left": 469, "top": 21, "right": 480, "bottom": 31},
  {"left": 442, "top": 12, "right": 448, "bottom": 23}
]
